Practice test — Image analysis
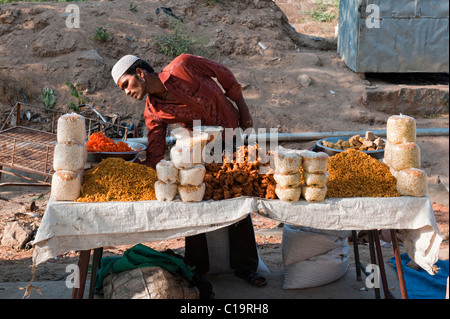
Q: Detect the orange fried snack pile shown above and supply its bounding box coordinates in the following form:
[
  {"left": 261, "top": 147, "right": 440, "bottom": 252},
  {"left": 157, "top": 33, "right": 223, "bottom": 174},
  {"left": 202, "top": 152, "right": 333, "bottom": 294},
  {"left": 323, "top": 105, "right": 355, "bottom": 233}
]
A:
[
  {"left": 86, "top": 132, "right": 136, "bottom": 152},
  {"left": 204, "top": 144, "right": 277, "bottom": 200},
  {"left": 327, "top": 148, "right": 399, "bottom": 198}
]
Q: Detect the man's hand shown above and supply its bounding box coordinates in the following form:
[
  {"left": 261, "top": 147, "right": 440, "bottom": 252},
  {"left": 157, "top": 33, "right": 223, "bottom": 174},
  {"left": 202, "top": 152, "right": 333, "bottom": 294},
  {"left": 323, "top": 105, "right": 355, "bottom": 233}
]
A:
[
  {"left": 236, "top": 93, "right": 253, "bottom": 130},
  {"left": 239, "top": 109, "right": 253, "bottom": 130}
]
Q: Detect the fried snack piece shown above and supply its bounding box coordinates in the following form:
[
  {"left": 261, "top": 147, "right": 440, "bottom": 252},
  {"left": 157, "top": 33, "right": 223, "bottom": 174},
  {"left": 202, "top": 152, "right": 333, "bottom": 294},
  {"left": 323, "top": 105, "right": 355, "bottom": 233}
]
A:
[{"left": 203, "top": 144, "right": 277, "bottom": 200}]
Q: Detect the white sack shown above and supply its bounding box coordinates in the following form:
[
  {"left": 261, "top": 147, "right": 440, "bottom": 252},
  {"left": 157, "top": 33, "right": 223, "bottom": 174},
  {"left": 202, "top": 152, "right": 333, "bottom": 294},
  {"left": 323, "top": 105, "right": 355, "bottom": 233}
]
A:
[
  {"left": 205, "top": 223, "right": 269, "bottom": 275},
  {"left": 283, "top": 245, "right": 350, "bottom": 289},
  {"left": 282, "top": 224, "right": 350, "bottom": 265}
]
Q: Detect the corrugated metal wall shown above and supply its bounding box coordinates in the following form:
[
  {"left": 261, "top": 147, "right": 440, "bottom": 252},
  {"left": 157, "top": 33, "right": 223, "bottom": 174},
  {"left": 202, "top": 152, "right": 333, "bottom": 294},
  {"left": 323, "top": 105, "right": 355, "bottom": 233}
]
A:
[{"left": 338, "top": 0, "right": 449, "bottom": 73}]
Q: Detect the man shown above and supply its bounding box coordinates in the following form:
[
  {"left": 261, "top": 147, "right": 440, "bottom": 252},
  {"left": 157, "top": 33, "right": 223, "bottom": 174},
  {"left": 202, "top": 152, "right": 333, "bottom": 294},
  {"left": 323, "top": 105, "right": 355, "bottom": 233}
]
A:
[{"left": 111, "top": 53, "right": 266, "bottom": 287}]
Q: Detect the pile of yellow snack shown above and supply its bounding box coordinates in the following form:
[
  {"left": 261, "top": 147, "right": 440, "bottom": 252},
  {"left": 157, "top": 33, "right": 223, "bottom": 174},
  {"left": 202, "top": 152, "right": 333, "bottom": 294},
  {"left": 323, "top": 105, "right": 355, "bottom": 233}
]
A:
[
  {"left": 327, "top": 148, "right": 399, "bottom": 198},
  {"left": 77, "top": 157, "right": 157, "bottom": 202}
]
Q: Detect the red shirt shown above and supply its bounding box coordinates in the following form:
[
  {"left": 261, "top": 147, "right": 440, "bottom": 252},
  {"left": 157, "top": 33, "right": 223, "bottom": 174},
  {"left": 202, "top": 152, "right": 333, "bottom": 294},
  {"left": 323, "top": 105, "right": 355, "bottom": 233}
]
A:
[{"left": 142, "top": 54, "right": 241, "bottom": 168}]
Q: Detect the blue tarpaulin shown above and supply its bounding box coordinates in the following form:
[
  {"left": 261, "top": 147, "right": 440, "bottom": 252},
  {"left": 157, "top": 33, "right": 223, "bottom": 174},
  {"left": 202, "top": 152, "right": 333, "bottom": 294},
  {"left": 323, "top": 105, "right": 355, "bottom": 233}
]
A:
[{"left": 389, "top": 253, "right": 448, "bottom": 299}]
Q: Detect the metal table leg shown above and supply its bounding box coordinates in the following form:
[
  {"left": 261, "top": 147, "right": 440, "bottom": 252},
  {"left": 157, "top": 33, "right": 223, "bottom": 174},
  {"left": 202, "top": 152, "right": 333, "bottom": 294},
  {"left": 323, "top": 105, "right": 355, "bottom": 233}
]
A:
[
  {"left": 352, "top": 230, "right": 362, "bottom": 281},
  {"left": 71, "top": 249, "right": 91, "bottom": 299},
  {"left": 88, "top": 247, "right": 103, "bottom": 299},
  {"left": 390, "top": 229, "right": 408, "bottom": 299},
  {"left": 368, "top": 231, "right": 381, "bottom": 299},
  {"left": 372, "top": 230, "right": 393, "bottom": 299}
]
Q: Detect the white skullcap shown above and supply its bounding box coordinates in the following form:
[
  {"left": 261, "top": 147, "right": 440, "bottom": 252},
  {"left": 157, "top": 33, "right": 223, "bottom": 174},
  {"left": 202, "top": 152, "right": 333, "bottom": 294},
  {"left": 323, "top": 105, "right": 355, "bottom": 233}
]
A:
[{"left": 111, "top": 55, "right": 140, "bottom": 85}]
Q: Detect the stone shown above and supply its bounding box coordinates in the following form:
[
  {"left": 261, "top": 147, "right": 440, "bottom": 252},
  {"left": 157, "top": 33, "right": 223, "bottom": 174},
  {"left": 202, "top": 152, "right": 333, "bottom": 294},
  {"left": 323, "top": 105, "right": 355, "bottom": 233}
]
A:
[
  {"left": 297, "top": 74, "right": 312, "bottom": 88},
  {"left": 1, "top": 221, "right": 33, "bottom": 250},
  {"left": 294, "top": 52, "right": 323, "bottom": 67},
  {"left": 0, "top": 9, "right": 20, "bottom": 24},
  {"left": 77, "top": 49, "right": 104, "bottom": 66},
  {"left": 362, "top": 84, "right": 449, "bottom": 115},
  {"left": 253, "top": 0, "right": 267, "bottom": 9}
]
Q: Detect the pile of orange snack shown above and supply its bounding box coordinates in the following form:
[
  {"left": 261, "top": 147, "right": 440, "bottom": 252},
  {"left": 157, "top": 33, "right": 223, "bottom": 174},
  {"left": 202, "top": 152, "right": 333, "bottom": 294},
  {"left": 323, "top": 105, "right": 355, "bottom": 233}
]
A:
[{"left": 86, "top": 132, "right": 136, "bottom": 152}]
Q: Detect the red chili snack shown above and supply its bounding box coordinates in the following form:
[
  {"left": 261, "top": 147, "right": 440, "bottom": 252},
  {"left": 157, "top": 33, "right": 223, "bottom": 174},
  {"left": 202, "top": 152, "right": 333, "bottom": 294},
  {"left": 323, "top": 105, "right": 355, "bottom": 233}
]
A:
[{"left": 86, "top": 132, "right": 137, "bottom": 152}]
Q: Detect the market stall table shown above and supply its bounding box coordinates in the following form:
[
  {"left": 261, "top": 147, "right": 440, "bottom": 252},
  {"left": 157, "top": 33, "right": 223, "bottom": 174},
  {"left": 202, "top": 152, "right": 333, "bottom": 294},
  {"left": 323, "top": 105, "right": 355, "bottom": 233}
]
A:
[{"left": 31, "top": 196, "right": 443, "bottom": 299}]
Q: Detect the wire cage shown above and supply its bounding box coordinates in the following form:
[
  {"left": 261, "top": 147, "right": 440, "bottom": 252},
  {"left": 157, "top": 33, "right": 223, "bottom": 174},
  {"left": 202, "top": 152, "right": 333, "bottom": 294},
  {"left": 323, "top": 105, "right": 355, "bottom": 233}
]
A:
[{"left": 0, "top": 102, "right": 136, "bottom": 187}]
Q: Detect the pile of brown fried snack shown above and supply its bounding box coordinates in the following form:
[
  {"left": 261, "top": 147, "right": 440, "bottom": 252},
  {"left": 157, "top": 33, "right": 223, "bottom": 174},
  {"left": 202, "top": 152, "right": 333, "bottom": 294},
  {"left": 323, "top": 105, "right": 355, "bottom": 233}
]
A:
[{"left": 204, "top": 144, "right": 277, "bottom": 200}]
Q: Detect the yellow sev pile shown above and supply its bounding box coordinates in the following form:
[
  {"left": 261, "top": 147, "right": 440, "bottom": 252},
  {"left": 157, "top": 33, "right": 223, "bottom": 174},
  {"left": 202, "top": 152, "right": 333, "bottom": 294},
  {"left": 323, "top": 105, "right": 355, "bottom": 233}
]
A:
[
  {"left": 77, "top": 157, "right": 157, "bottom": 202},
  {"left": 327, "top": 149, "right": 400, "bottom": 198}
]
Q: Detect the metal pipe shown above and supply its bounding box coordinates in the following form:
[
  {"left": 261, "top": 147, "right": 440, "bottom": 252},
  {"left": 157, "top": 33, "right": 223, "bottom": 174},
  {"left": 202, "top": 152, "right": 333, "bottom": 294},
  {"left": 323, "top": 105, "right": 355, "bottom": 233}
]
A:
[
  {"left": 79, "top": 104, "right": 108, "bottom": 123},
  {"left": 125, "top": 128, "right": 448, "bottom": 147},
  {"left": 255, "top": 128, "right": 449, "bottom": 142}
]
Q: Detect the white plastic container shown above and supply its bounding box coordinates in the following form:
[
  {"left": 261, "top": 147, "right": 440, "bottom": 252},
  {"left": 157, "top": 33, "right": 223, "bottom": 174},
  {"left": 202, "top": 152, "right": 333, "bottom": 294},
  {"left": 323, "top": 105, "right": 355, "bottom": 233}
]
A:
[
  {"left": 275, "top": 185, "right": 301, "bottom": 202},
  {"left": 156, "top": 160, "right": 179, "bottom": 184},
  {"left": 154, "top": 181, "right": 178, "bottom": 202},
  {"left": 57, "top": 113, "right": 86, "bottom": 144},
  {"left": 178, "top": 183, "right": 206, "bottom": 202},
  {"left": 179, "top": 164, "right": 206, "bottom": 186}
]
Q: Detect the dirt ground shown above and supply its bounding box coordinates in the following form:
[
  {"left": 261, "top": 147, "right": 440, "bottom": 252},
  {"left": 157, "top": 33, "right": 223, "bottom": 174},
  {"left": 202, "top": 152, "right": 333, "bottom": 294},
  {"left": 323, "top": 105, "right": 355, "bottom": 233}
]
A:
[{"left": 0, "top": 0, "right": 448, "bottom": 286}]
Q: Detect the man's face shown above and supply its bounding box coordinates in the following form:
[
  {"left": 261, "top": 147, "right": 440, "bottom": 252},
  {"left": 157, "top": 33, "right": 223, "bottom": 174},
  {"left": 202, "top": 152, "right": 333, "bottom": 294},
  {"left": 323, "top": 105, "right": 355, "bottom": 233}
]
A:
[{"left": 118, "top": 74, "right": 145, "bottom": 100}]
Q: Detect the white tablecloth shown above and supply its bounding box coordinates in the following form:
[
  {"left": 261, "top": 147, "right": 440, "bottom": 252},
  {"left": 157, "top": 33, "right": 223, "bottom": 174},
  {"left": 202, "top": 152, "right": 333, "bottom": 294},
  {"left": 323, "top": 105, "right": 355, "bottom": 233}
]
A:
[{"left": 32, "top": 196, "right": 443, "bottom": 275}]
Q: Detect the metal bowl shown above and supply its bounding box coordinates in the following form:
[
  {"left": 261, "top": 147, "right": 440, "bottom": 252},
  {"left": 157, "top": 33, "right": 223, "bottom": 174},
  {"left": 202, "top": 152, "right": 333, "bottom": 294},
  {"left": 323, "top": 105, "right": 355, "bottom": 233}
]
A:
[
  {"left": 86, "top": 141, "right": 147, "bottom": 163},
  {"left": 315, "top": 137, "right": 384, "bottom": 160},
  {"left": 193, "top": 125, "right": 224, "bottom": 142}
]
